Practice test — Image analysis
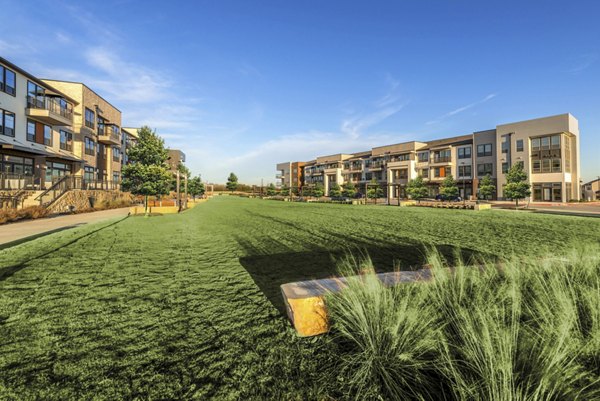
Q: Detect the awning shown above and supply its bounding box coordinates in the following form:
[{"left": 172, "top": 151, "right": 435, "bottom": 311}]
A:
[
  {"left": 48, "top": 149, "right": 84, "bottom": 163},
  {"left": 0, "top": 136, "right": 53, "bottom": 156}
]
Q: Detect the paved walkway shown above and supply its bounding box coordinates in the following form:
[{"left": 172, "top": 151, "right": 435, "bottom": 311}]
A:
[{"left": 0, "top": 208, "right": 131, "bottom": 247}]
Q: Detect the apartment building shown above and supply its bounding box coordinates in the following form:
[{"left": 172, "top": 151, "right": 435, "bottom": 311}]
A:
[
  {"left": 0, "top": 57, "right": 81, "bottom": 191},
  {"left": 276, "top": 113, "right": 581, "bottom": 202},
  {"left": 582, "top": 178, "right": 599, "bottom": 201},
  {"left": 167, "top": 149, "right": 186, "bottom": 173},
  {"left": 122, "top": 127, "right": 140, "bottom": 166},
  {"left": 276, "top": 161, "right": 306, "bottom": 189},
  {"left": 42, "top": 79, "right": 123, "bottom": 188}
]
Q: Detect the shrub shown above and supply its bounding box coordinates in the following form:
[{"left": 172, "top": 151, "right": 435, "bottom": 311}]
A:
[
  {"left": 326, "top": 247, "right": 600, "bottom": 400},
  {"left": 0, "top": 206, "right": 50, "bottom": 225}
]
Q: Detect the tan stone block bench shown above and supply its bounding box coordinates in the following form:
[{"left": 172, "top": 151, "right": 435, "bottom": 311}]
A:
[{"left": 280, "top": 269, "right": 433, "bottom": 337}]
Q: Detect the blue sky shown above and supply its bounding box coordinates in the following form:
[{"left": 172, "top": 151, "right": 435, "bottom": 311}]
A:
[{"left": 1, "top": 0, "right": 599, "bottom": 184}]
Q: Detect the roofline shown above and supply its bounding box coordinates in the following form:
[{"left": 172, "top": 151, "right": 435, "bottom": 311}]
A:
[
  {"left": 496, "top": 113, "right": 575, "bottom": 128},
  {"left": 0, "top": 57, "right": 79, "bottom": 105},
  {"left": 41, "top": 79, "right": 122, "bottom": 113}
]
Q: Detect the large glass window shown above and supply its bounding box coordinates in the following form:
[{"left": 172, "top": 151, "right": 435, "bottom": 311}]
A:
[
  {"left": 1, "top": 66, "right": 16, "bottom": 95},
  {"left": 43, "top": 125, "right": 52, "bottom": 146},
  {"left": 45, "top": 161, "right": 71, "bottom": 182},
  {"left": 84, "top": 166, "right": 95, "bottom": 182},
  {"left": 477, "top": 163, "right": 493, "bottom": 176},
  {"left": 516, "top": 139, "right": 524, "bottom": 152},
  {"left": 434, "top": 149, "right": 451, "bottom": 162},
  {"left": 532, "top": 183, "right": 562, "bottom": 202},
  {"left": 458, "top": 147, "right": 471, "bottom": 159},
  {"left": 113, "top": 147, "right": 121, "bottom": 162},
  {"left": 27, "top": 81, "right": 45, "bottom": 107},
  {"left": 85, "top": 108, "right": 95, "bottom": 129},
  {"left": 0, "top": 155, "right": 34, "bottom": 175},
  {"left": 458, "top": 165, "right": 472, "bottom": 177},
  {"left": 418, "top": 152, "right": 429, "bottom": 162},
  {"left": 477, "top": 144, "right": 492, "bottom": 157},
  {"left": 1, "top": 110, "right": 15, "bottom": 137},
  {"left": 60, "top": 130, "right": 73, "bottom": 151},
  {"left": 84, "top": 137, "right": 96, "bottom": 156},
  {"left": 27, "top": 120, "right": 36, "bottom": 142}
]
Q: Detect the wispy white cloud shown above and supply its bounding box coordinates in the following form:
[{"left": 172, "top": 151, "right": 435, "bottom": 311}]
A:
[
  {"left": 426, "top": 93, "right": 497, "bottom": 125},
  {"left": 568, "top": 53, "right": 598, "bottom": 74}
]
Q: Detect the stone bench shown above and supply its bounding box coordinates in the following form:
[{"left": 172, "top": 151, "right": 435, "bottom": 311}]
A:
[{"left": 280, "top": 269, "right": 433, "bottom": 337}]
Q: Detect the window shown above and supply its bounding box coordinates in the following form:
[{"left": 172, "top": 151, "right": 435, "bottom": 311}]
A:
[
  {"left": 551, "top": 135, "right": 560, "bottom": 149},
  {"left": 60, "top": 130, "right": 73, "bottom": 151},
  {"left": 477, "top": 163, "right": 493, "bottom": 176},
  {"left": 552, "top": 158, "right": 561, "bottom": 173},
  {"left": 84, "top": 137, "right": 96, "bottom": 156},
  {"left": 458, "top": 147, "right": 471, "bottom": 159},
  {"left": 502, "top": 162, "right": 509, "bottom": 174},
  {"left": 477, "top": 143, "right": 492, "bottom": 157},
  {"left": 43, "top": 125, "right": 52, "bottom": 146},
  {"left": 27, "top": 81, "right": 45, "bottom": 107},
  {"left": 113, "top": 172, "right": 120, "bottom": 182},
  {"left": 530, "top": 135, "right": 562, "bottom": 174},
  {"left": 516, "top": 139, "right": 524, "bottom": 152},
  {"left": 97, "top": 117, "right": 105, "bottom": 135},
  {"left": 419, "top": 168, "right": 429, "bottom": 178},
  {"left": 27, "top": 120, "right": 36, "bottom": 142},
  {"left": 501, "top": 139, "right": 509, "bottom": 154},
  {"left": 0, "top": 155, "right": 34, "bottom": 175},
  {"left": 541, "top": 136, "right": 550, "bottom": 150},
  {"left": 113, "top": 147, "right": 121, "bottom": 162},
  {"left": 533, "top": 183, "right": 562, "bottom": 202},
  {"left": 434, "top": 149, "right": 451, "bottom": 162},
  {"left": 458, "top": 165, "right": 472, "bottom": 177},
  {"left": 84, "top": 166, "right": 95, "bottom": 182},
  {"left": 541, "top": 159, "right": 551, "bottom": 173},
  {"left": 45, "top": 161, "right": 71, "bottom": 182},
  {"left": 85, "top": 108, "right": 95, "bottom": 129},
  {"left": 418, "top": 152, "right": 429, "bottom": 162},
  {"left": 0, "top": 65, "right": 16, "bottom": 95},
  {"left": 532, "top": 160, "right": 541, "bottom": 173},
  {"left": 531, "top": 138, "right": 540, "bottom": 151},
  {"left": 0, "top": 110, "right": 15, "bottom": 137}
]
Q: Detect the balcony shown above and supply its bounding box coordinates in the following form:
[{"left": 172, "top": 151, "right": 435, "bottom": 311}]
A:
[
  {"left": 26, "top": 95, "right": 73, "bottom": 126},
  {"left": 98, "top": 126, "right": 121, "bottom": 145},
  {"left": 432, "top": 156, "right": 452, "bottom": 164}
]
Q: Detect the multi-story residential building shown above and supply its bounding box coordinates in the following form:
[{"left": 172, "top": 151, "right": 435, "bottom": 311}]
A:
[
  {"left": 122, "top": 127, "right": 139, "bottom": 166},
  {"left": 581, "top": 178, "right": 599, "bottom": 201},
  {"left": 42, "top": 79, "right": 123, "bottom": 189},
  {"left": 167, "top": 149, "right": 186, "bottom": 173},
  {"left": 0, "top": 57, "right": 81, "bottom": 191},
  {"left": 276, "top": 113, "right": 581, "bottom": 202},
  {"left": 276, "top": 161, "right": 306, "bottom": 189}
]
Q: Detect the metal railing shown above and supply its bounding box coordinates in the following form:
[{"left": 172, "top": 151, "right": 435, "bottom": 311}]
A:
[
  {"left": 0, "top": 173, "right": 35, "bottom": 190},
  {"left": 26, "top": 95, "right": 73, "bottom": 121},
  {"left": 35, "top": 176, "right": 121, "bottom": 207},
  {"left": 433, "top": 156, "right": 452, "bottom": 163}
]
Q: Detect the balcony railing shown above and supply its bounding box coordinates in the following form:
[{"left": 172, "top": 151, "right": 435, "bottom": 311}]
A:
[
  {"left": 0, "top": 173, "right": 35, "bottom": 190},
  {"left": 26, "top": 95, "right": 73, "bottom": 121},
  {"left": 433, "top": 156, "right": 452, "bottom": 163}
]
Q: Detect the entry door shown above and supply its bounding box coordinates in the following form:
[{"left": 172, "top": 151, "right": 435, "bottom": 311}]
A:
[{"left": 543, "top": 187, "right": 552, "bottom": 201}]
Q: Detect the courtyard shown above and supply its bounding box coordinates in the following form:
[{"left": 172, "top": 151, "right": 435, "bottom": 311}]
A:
[{"left": 1, "top": 196, "right": 599, "bottom": 400}]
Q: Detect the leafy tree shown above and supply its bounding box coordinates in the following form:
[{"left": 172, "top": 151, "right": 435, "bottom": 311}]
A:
[
  {"left": 503, "top": 164, "right": 531, "bottom": 207},
  {"left": 313, "top": 183, "right": 325, "bottom": 198},
  {"left": 478, "top": 174, "right": 496, "bottom": 200},
  {"left": 226, "top": 172, "right": 238, "bottom": 192},
  {"left": 440, "top": 174, "right": 459, "bottom": 198},
  {"left": 121, "top": 126, "right": 172, "bottom": 213},
  {"left": 188, "top": 176, "right": 205, "bottom": 199},
  {"left": 329, "top": 183, "right": 342, "bottom": 197},
  {"left": 406, "top": 176, "right": 428, "bottom": 203},
  {"left": 342, "top": 182, "right": 357, "bottom": 198},
  {"left": 366, "top": 179, "right": 384, "bottom": 203},
  {"left": 266, "top": 183, "right": 278, "bottom": 196}
]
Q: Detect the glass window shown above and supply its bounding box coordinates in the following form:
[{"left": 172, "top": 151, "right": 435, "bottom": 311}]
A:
[
  {"left": 458, "top": 165, "right": 472, "bottom": 177},
  {"left": 60, "top": 130, "right": 72, "bottom": 151},
  {"left": 541, "top": 137, "right": 550, "bottom": 149},
  {"left": 551, "top": 135, "right": 560, "bottom": 149},
  {"left": 43, "top": 125, "right": 52, "bottom": 146},
  {"left": 458, "top": 147, "right": 471, "bottom": 159},
  {"left": 27, "top": 120, "right": 36, "bottom": 142},
  {"left": 502, "top": 162, "right": 509, "bottom": 173},
  {"left": 542, "top": 159, "right": 551, "bottom": 173},
  {"left": 4, "top": 68, "right": 16, "bottom": 95},
  {"left": 552, "top": 158, "right": 561, "bottom": 173},
  {"left": 418, "top": 152, "right": 429, "bottom": 162},
  {"left": 477, "top": 144, "right": 492, "bottom": 157},
  {"left": 1, "top": 111, "right": 15, "bottom": 137},
  {"left": 477, "top": 163, "right": 493, "bottom": 176},
  {"left": 0, "top": 65, "right": 3, "bottom": 91},
  {"left": 531, "top": 138, "right": 540, "bottom": 151},
  {"left": 85, "top": 108, "right": 95, "bottom": 129},
  {"left": 532, "top": 160, "right": 541, "bottom": 173},
  {"left": 501, "top": 139, "right": 509, "bottom": 154},
  {"left": 516, "top": 139, "right": 524, "bottom": 152}
]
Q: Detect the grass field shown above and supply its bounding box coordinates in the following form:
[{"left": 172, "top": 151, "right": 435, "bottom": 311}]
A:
[{"left": 1, "top": 196, "right": 599, "bottom": 400}]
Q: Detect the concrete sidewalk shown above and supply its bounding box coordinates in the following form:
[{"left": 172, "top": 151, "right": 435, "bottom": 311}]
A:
[{"left": 0, "top": 208, "right": 130, "bottom": 247}]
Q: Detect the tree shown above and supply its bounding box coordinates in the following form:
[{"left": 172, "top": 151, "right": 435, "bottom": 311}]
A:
[
  {"left": 503, "top": 163, "right": 531, "bottom": 207},
  {"left": 366, "top": 179, "right": 384, "bottom": 203},
  {"left": 121, "top": 126, "right": 172, "bottom": 214},
  {"left": 313, "top": 183, "right": 325, "bottom": 198},
  {"left": 440, "top": 174, "right": 459, "bottom": 198},
  {"left": 226, "top": 173, "right": 238, "bottom": 192},
  {"left": 266, "top": 183, "right": 278, "bottom": 196},
  {"left": 478, "top": 174, "right": 496, "bottom": 200},
  {"left": 342, "top": 182, "right": 357, "bottom": 198},
  {"left": 406, "top": 176, "right": 428, "bottom": 203},
  {"left": 188, "top": 176, "right": 205, "bottom": 200},
  {"left": 329, "top": 183, "right": 342, "bottom": 197}
]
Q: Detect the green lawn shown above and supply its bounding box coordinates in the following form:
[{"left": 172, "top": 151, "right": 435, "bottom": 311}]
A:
[{"left": 1, "top": 197, "right": 599, "bottom": 400}]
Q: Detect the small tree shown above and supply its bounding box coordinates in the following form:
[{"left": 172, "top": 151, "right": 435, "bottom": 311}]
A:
[
  {"left": 367, "top": 179, "right": 384, "bottom": 203},
  {"left": 406, "top": 176, "right": 428, "bottom": 203},
  {"left": 329, "top": 183, "right": 342, "bottom": 197},
  {"left": 266, "top": 183, "right": 277, "bottom": 196},
  {"left": 478, "top": 174, "right": 496, "bottom": 200},
  {"left": 440, "top": 174, "right": 459, "bottom": 199},
  {"left": 188, "top": 176, "right": 205, "bottom": 200},
  {"left": 226, "top": 172, "right": 238, "bottom": 192},
  {"left": 121, "top": 126, "right": 172, "bottom": 214},
  {"left": 342, "top": 182, "right": 357, "bottom": 198},
  {"left": 313, "top": 183, "right": 325, "bottom": 198},
  {"left": 504, "top": 164, "right": 531, "bottom": 207}
]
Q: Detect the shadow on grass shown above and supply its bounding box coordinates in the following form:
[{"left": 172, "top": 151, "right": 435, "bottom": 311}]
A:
[
  {"left": 0, "top": 224, "right": 85, "bottom": 251},
  {"left": 238, "top": 237, "right": 488, "bottom": 316},
  {"left": 0, "top": 216, "right": 129, "bottom": 282}
]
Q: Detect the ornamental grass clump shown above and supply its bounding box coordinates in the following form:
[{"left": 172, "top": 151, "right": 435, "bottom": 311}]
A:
[{"left": 326, "top": 247, "right": 600, "bottom": 401}]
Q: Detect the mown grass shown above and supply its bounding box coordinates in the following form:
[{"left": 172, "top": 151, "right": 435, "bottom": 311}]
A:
[{"left": 0, "top": 197, "right": 599, "bottom": 400}]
